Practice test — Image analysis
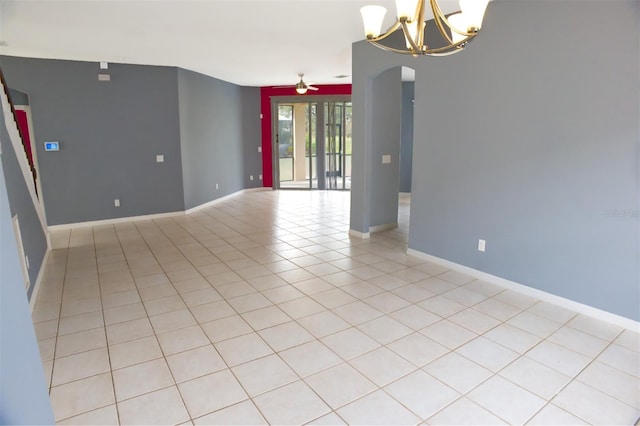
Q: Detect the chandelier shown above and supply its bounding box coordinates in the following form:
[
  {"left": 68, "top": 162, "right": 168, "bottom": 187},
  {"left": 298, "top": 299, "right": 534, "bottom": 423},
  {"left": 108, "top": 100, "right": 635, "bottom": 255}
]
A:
[{"left": 360, "top": 0, "right": 489, "bottom": 56}]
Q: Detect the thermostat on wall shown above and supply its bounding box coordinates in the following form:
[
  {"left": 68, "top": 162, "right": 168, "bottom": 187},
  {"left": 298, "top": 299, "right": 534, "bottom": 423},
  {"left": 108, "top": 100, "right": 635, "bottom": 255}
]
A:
[{"left": 44, "top": 141, "right": 60, "bottom": 151}]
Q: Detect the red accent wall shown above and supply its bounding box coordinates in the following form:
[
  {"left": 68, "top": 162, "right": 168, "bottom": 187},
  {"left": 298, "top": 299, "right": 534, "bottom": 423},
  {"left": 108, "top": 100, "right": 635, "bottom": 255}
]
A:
[
  {"left": 15, "top": 110, "right": 34, "bottom": 167},
  {"left": 260, "top": 84, "right": 352, "bottom": 187}
]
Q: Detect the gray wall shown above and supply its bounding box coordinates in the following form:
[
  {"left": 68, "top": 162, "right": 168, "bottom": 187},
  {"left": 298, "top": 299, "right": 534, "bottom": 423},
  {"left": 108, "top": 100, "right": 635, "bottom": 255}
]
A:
[
  {"left": 177, "top": 69, "right": 261, "bottom": 210},
  {"left": 0, "top": 56, "right": 185, "bottom": 225},
  {"left": 0, "top": 102, "right": 48, "bottom": 298},
  {"left": 370, "top": 67, "right": 402, "bottom": 227},
  {"left": 0, "top": 145, "right": 53, "bottom": 424},
  {"left": 399, "top": 81, "right": 414, "bottom": 193},
  {"left": 351, "top": 0, "right": 639, "bottom": 320},
  {"left": 8, "top": 88, "right": 29, "bottom": 105},
  {"left": 241, "top": 87, "right": 263, "bottom": 188}
]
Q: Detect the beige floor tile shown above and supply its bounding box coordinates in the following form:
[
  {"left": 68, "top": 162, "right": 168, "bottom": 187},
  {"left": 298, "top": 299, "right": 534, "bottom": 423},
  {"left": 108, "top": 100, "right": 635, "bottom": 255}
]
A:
[
  {"left": 420, "top": 319, "right": 477, "bottom": 350},
  {"left": 258, "top": 321, "right": 315, "bottom": 352},
  {"left": 483, "top": 323, "right": 541, "bottom": 353},
  {"left": 201, "top": 315, "right": 253, "bottom": 342},
  {"left": 426, "top": 397, "right": 508, "bottom": 425},
  {"left": 526, "top": 341, "right": 592, "bottom": 377},
  {"left": 321, "top": 328, "right": 381, "bottom": 361},
  {"left": 117, "top": 386, "right": 190, "bottom": 425},
  {"left": 58, "top": 311, "right": 104, "bottom": 336},
  {"left": 467, "top": 375, "right": 546, "bottom": 425},
  {"left": 109, "top": 335, "right": 163, "bottom": 369},
  {"left": 57, "top": 404, "right": 119, "bottom": 425},
  {"left": 50, "top": 373, "right": 115, "bottom": 421},
  {"left": 456, "top": 337, "right": 519, "bottom": 373},
  {"left": 215, "top": 332, "right": 273, "bottom": 366},
  {"left": 278, "top": 296, "right": 326, "bottom": 319},
  {"left": 350, "top": 347, "right": 416, "bottom": 386},
  {"left": 193, "top": 400, "right": 267, "bottom": 425},
  {"left": 552, "top": 380, "right": 638, "bottom": 425},
  {"left": 357, "top": 315, "right": 413, "bottom": 345},
  {"left": 157, "top": 325, "right": 210, "bottom": 355},
  {"left": 297, "top": 310, "right": 351, "bottom": 338},
  {"left": 112, "top": 358, "right": 174, "bottom": 401},
  {"left": 149, "top": 309, "right": 197, "bottom": 334},
  {"left": 190, "top": 300, "right": 236, "bottom": 323},
  {"left": 387, "top": 332, "right": 449, "bottom": 367},
  {"left": 166, "top": 344, "right": 226, "bottom": 383},
  {"left": 527, "top": 403, "right": 589, "bottom": 425},
  {"left": 103, "top": 302, "right": 147, "bottom": 326},
  {"left": 106, "top": 318, "right": 154, "bottom": 345},
  {"left": 305, "top": 363, "right": 376, "bottom": 409},
  {"left": 385, "top": 370, "right": 460, "bottom": 419},
  {"left": 178, "top": 369, "right": 248, "bottom": 418},
  {"left": 280, "top": 340, "right": 342, "bottom": 377},
  {"left": 52, "top": 347, "right": 111, "bottom": 386},
  {"left": 181, "top": 287, "right": 222, "bottom": 307},
  {"left": 227, "top": 292, "right": 272, "bottom": 313},
  {"left": 423, "top": 351, "right": 493, "bottom": 394},
  {"left": 336, "top": 390, "right": 420, "bottom": 425},
  {"left": 231, "top": 354, "right": 299, "bottom": 396},
  {"left": 253, "top": 380, "right": 331, "bottom": 425},
  {"left": 55, "top": 327, "right": 106, "bottom": 358}
]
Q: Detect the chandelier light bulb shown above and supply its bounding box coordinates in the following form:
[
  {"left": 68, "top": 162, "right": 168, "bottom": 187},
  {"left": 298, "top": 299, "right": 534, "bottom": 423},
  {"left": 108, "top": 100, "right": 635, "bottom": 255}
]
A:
[
  {"left": 360, "top": 5, "right": 387, "bottom": 38},
  {"left": 459, "top": 0, "right": 489, "bottom": 31},
  {"left": 395, "top": 0, "right": 419, "bottom": 20}
]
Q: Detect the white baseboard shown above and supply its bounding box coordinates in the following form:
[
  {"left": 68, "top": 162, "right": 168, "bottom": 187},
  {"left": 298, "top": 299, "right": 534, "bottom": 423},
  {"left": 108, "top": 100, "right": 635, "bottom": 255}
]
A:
[
  {"left": 185, "top": 188, "right": 268, "bottom": 215},
  {"left": 407, "top": 248, "right": 640, "bottom": 331},
  {"left": 48, "top": 210, "right": 184, "bottom": 232},
  {"left": 369, "top": 222, "right": 398, "bottom": 233},
  {"left": 349, "top": 229, "right": 371, "bottom": 239},
  {"left": 29, "top": 249, "right": 50, "bottom": 312}
]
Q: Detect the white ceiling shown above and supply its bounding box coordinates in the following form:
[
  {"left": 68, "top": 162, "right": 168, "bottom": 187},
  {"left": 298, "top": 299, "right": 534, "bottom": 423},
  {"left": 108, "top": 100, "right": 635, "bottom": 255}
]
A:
[{"left": 0, "top": 0, "right": 461, "bottom": 87}]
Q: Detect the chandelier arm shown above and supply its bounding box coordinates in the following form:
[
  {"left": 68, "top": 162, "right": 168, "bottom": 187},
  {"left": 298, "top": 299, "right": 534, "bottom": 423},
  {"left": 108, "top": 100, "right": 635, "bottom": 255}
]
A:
[
  {"left": 430, "top": 0, "right": 455, "bottom": 44},
  {"left": 400, "top": 20, "right": 422, "bottom": 54},
  {"left": 367, "top": 40, "right": 427, "bottom": 55},
  {"left": 416, "top": 0, "right": 427, "bottom": 50},
  {"left": 367, "top": 21, "right": 403, "bottom": 43}
]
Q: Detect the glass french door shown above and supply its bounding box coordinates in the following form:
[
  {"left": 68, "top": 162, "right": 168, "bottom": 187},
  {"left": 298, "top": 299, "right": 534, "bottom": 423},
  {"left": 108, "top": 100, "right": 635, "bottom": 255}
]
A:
[{"left": 274, "top": 99, "right": 351, "bottom": 190}]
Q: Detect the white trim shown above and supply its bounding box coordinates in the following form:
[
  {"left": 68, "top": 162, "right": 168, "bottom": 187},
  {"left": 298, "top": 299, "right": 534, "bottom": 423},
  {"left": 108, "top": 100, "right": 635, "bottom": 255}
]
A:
[
  {"left": 48, "top": 210, "right": 184, "bottom": 231},
  {"left": 12, "top": 215, "right": 30, "bottom": 292},
  {"left": 369, "top": 222, "right": 398, "bottom": 233},
  {"left": 185, "top": 188, "right": 269, "bottom": 215},
  {"left": 407, "top": 248, "right": 640, "bottom": 331},
  {"left": 29, "top": 249, "right": 49, "bottom": 312},
  {"left": 0, "top": 91, "right": 48, "bottom": 237},
  {"left": 13, "top": 105, "right": 52, "bottom": 250},
  {"left": 349, "top": 229, "right": 371, "bottom": 239}
]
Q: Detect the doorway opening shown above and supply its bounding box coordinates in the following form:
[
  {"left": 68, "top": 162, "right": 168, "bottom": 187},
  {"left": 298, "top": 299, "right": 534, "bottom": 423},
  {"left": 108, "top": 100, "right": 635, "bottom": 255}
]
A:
[{"left": 273, "top": 97, "right": 352, "bottom": 190}]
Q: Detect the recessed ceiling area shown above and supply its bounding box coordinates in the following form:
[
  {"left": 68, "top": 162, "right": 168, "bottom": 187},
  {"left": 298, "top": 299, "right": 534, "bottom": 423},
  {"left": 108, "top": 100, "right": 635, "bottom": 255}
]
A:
[{"left": 0, "top": 0, "right": 459, "bottom": 87}]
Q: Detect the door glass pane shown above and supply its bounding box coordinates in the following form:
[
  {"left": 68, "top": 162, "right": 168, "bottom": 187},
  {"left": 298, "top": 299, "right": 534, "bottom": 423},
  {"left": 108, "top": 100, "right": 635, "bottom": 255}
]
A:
[{"left": 278, "top": 105, "right": 293, "bottom": 185}]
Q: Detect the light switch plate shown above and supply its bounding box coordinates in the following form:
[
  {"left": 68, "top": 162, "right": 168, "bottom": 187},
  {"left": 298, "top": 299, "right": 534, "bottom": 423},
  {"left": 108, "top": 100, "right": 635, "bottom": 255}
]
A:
[
  {"left": 156, "top": 154, "right": 164, "bottom": 163},
  {"left": 382, "top": 155, "right": 391, "bottom": 164}
]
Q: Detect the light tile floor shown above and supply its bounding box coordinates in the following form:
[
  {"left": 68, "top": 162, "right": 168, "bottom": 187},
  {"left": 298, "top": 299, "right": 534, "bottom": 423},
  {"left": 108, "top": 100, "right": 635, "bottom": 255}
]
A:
[{"left": 33, "top": 190, "right": 639, "bottom": 425}]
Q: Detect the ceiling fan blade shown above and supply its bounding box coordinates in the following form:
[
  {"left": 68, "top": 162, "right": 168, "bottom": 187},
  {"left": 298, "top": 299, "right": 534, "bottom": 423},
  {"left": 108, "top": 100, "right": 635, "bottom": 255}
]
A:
[{"left": 307, "top": 86, "right": 319, "bottom": 91}]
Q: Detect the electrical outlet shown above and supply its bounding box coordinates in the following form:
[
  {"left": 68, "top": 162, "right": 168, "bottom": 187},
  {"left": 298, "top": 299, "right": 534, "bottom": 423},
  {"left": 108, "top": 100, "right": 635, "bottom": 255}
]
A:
[
  {"left": 478, "top": 239, "right": 486, "bottom": 252},
  {"left": 114, "top": 199, "right": 120, "bottom": 207},
  {"left": 382, "top": 155, "right": 391, "bottom": 164},
  {"left": 259, "top": 174, "right": 263, "bottom": 180},
  {"left": 215, "top": 183, "right": 219, "bottom": 190},
  {"left": 250, "top": 175, "right": 254, "bottom": 181},
  {"left": 156, "top": 154, "right": 164, "bottom": 163},
  {"left": 258, "top": 146, "right": 262, "bottom": 153}
]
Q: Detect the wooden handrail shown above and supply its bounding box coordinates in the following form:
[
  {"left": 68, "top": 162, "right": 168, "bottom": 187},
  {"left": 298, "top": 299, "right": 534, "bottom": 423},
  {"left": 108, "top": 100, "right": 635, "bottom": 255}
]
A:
[{"left": 0, "top": 66, "right": 38, "bottom": 196}]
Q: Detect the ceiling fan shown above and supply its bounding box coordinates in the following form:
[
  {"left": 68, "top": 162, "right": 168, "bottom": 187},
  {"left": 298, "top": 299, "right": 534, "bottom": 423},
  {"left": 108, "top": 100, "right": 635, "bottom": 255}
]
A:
[
  {"left": 295, "top": 74, "right": 319, "bottom": 94},
  {"left": 275, "top": 73, "right": 319, "bottom": 94}
]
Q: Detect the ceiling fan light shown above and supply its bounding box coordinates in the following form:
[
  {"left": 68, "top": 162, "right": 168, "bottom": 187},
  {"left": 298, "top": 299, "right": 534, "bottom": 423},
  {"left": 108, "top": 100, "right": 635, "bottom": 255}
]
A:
[
  {"left": 295, "top": 85, "right": 308, "bottom": 95},
  {"left": 458, "top": 0, "right": 489, "bottom": 31},
  {"left": 447, "top": 13, "right": 469, "bottom": 43},
  {"left": 395, "top": 0, "right": 419, "bottom": 20},
  {"left": 361, "top": 5, "right": 387, "bottom": 38}
]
